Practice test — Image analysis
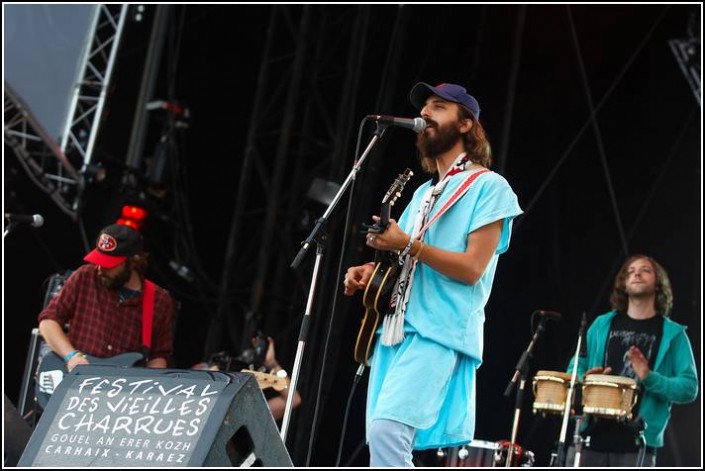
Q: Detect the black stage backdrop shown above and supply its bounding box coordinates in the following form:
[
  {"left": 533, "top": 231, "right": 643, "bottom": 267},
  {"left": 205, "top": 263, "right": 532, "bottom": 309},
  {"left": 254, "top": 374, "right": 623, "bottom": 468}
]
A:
[{"left": 4, "top": 4, "right": 701, "bottom": 467}]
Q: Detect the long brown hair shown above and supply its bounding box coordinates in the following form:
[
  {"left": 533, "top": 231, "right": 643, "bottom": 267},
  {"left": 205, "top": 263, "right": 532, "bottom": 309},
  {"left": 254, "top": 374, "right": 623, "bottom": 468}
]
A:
[
  {"left": 130, "top": 253, "right": 149, "bottom": 276},
  {"left": 419, "top": 105, "right": 492, "bottom": 174},
  {"left": 610, "top": 254, "right": 673, "bottom": 317}
]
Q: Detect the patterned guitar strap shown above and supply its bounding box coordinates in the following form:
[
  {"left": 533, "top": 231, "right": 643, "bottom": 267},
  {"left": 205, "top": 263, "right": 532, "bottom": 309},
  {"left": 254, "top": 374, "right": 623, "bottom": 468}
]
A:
[{"left": 382, "top": 153, "right": 489, "bottom": 346}]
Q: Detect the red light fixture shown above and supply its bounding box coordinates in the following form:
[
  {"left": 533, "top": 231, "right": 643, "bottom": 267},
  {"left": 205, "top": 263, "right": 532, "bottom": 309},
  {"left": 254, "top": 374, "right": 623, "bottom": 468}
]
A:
[{"left": 117, "top": 204, "right": 148, "bottom": 230}]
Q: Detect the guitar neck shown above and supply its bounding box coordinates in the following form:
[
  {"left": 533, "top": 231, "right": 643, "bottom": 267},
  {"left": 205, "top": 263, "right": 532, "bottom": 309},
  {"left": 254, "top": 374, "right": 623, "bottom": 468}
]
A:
[
  {"left": 373, "top": 202, "right": 392, "bottom": 264},
  {"left": 380, "top": 202, "right": 391, "bottom": 227}
]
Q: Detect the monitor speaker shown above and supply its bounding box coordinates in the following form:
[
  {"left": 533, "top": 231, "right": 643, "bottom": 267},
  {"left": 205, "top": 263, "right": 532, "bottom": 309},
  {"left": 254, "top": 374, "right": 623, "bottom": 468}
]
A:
[
  {"left": 4, "top": 393, "right": 33, "bottom": 466},
  {"left": 18, "top": 367, "right": 293, "bottom": 467}
]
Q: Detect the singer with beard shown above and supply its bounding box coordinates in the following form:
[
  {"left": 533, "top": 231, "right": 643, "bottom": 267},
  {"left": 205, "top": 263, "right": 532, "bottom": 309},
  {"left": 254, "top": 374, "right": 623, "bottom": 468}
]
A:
[
  {"left": 39, "top": 224, "right": 175, "bottom": 372},
  {"left": 343, "top": 82, "right": 522, "bottom": 466},
  {"left": 566, "top": 255, "right": 698, "bottom": 466}
]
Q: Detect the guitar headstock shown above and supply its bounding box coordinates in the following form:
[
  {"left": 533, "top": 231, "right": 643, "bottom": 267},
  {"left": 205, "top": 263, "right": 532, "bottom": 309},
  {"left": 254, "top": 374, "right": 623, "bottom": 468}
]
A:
[
  {"left": 379, "top": 168, "right": 413, "bottom": 228},
  {"left": 242, "top": 369, "right": 288, "bottom": 392},
  {"left": 382, "top": 168, "right": 414, "bottom": 206}
]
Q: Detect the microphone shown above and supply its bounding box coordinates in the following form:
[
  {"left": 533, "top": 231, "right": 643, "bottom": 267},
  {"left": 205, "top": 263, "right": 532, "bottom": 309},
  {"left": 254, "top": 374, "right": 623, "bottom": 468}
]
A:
[
  {"left": 579, "top": 311, "right": 588, "bottom": 357},
  {"left": 367, "top": 115, "right": 427, "bottom": 133},
  {"left": 253, "top": 331, "right": 268, "bottom": 368},
  {"left": 4, "top": 213, "right": 44, "bottom": 228},
  {"left": 534, "top": 310, "right": 562, "bottom": 321}
]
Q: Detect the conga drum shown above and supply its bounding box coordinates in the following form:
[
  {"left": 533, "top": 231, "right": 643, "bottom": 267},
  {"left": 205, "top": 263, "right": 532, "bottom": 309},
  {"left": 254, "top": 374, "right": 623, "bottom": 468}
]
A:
[
  {"left": 582, "top": 374, "right": 638, "bottom": 419},
  {"left": 532, "top": 370, "right": 576, "bottom": 414}
]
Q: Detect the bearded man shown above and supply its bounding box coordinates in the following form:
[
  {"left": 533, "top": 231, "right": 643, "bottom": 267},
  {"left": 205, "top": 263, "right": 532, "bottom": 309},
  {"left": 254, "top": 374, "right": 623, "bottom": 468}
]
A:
[
  {"left": 343, "top": 82, "right": 523, "bottom": 466},
  {"left": 39, "top": 224, "right": 175, "bottom": 372}
]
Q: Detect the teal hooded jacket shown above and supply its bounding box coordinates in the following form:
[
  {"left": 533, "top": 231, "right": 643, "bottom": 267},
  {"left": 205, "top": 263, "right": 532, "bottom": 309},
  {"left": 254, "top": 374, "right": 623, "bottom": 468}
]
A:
[{"left": 568, "top": 310, "right": 698, "bottom": 447}]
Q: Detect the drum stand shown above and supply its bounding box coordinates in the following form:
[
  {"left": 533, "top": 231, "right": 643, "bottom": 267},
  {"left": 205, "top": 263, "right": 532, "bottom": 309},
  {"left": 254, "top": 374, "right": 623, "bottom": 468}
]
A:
[
  {"left": 570, "top": 415, "right": 589, "bottom": 467},
  {"left": 633, "top": 419, "right": 647, "bottom": 467},
  {"left": 551, "top": 313, "right": 587, "bottom": 467}
]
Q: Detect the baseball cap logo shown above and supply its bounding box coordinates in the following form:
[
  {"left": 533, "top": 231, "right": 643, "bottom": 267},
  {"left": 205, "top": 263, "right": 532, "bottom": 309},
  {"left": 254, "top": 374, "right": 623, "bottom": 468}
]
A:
[{"left": 97, "top": 233, "right": 118, "bottom": 252}]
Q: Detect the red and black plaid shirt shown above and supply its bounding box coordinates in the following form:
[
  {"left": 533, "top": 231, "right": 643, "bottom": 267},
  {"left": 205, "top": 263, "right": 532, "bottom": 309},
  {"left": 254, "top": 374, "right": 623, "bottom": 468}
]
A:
[{"left": 38, "top": 264, "right": 175, "bottom": 362}]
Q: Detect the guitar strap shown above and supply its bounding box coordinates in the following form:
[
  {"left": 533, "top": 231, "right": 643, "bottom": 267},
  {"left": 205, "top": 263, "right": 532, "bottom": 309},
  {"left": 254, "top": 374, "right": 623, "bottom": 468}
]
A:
[
  {"left": 142, "top": 280, "right": 155, "bottom": 353},
  {"left": 416, "top": 168, "right": 490, "bottom": 239},
  {"left": 382, "top": 166, "right": 490, "bottom": 346}
]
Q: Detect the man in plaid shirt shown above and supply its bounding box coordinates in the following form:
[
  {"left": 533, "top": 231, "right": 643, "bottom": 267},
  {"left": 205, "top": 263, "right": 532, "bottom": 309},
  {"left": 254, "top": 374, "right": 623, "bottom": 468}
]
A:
[{"left": 39, "top": 224, "right": 175, "bottom": 370}]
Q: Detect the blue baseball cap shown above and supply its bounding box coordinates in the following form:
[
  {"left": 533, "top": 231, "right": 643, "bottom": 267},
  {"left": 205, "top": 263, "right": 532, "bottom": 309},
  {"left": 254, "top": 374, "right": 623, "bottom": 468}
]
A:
[{"left": 410, "top": 82, "right": 481, "bottom": 120}]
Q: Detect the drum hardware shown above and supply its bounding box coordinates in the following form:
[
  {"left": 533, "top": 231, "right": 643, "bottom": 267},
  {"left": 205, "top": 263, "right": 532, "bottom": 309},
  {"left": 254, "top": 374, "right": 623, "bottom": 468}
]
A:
[
  {"left": 550, "top": 311, "right": 587, "bottom": 467},
  {"left": 435, "top": 445, "right": 470, "bottom": 461},
  {"left": 457, "top": 446, "right": 469, "bottom": 460},
  {"left": 574, "top": 417, "right": 648, "bottom": 467},
  {"left": 494, "top": 440, "right": 535, "bottom": 467},
  {"left": 632, "top": 418, "right": 648, "bottom": 467},
  {"left": 570, "top": 415, "right": 589, "bottom": 467}
]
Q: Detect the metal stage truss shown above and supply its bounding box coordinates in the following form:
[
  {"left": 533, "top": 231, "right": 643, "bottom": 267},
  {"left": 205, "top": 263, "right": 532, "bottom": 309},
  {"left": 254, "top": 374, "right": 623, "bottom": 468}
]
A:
[
  {"left": 4, "top": 5, "right": 128, "bottom": 219},
  {"left": 206, "top": 6, "right": 411, "bottom": 360}
]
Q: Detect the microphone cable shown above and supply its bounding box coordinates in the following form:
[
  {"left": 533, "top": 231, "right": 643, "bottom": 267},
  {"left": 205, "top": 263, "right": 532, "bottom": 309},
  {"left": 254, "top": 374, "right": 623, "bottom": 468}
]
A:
[{"left": 335, "top": 364, "right": 366, "bottom": 466}]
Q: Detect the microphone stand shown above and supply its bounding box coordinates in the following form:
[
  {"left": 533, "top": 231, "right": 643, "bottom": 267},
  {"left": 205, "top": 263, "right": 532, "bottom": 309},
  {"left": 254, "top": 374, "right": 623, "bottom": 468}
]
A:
[
  {"left": 281, "top": 123, "right": 388, "bottom": 442},
  {"left": 503, "top": 317, "right": 548, "bottom": 467},
  {"left": 3, "top": 222, "right": 18, "bottom": 238}
]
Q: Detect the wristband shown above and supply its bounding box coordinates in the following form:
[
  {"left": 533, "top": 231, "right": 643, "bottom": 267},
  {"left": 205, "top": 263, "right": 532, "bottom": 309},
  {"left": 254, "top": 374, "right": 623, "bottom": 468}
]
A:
[
  {"left": 63, "top": 350, "right": 82, "bottom": 363},
  {"left": 413, "top": 241, "right": 426, "bottom": 261}
]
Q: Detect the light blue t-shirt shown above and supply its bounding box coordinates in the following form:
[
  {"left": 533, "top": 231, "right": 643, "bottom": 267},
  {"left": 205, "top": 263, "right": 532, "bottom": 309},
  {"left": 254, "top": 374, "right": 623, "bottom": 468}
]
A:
[
  {"left": 396, "top": 169, "right": 523, "bottom": 362},
  {"left": 367, "top": 169, "right": 523, "bottom": 449}
]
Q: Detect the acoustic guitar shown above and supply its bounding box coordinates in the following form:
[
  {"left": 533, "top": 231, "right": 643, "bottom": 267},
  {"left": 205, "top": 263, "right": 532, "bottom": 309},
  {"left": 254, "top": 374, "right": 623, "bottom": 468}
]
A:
[{"left": 354, "top": 168, "right": 413, "bottom": 365}]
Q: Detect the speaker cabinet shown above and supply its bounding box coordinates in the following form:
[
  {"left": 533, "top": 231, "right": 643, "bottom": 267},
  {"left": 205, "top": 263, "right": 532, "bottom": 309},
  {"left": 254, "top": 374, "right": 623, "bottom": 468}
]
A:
[
  {"left": 18, "top": 271, "right": 73, "bottom": 422},
  {"left": 18, "top": 367, "right": 292, "bottom": 467},
  {"left": 4, "top": 394, "right": 33, "bottom": 466}
]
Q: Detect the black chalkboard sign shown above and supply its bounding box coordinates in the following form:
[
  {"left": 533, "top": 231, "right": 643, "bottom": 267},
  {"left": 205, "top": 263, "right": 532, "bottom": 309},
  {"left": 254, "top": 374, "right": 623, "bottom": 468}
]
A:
[{"left": 18, "top": 365, "right": 287, "bottom": 466}]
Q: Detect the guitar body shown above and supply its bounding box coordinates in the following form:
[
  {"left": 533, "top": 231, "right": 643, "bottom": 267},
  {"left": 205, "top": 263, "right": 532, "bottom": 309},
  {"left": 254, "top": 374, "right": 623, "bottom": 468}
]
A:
[
  {"left": 35, "top": 351, "right": 143, "bottom": 409},
  {"left": 355, "top": 260, "right": 400, "bottom": 365},
  {"left": 354, "top": 168, "right": 413, "bottom": 366}
]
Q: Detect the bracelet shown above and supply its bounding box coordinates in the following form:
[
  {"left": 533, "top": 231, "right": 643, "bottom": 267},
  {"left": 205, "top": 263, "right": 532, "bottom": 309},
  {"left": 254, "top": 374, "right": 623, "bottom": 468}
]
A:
[
  {"left": 413, "top": 241, "right": 426, "bottom": 261},
  {"left": 399, "top": 236, "right": 415, "bottom": 259},
  {"left": 63, "top": 350, "right": 82, "bottom": 363}
]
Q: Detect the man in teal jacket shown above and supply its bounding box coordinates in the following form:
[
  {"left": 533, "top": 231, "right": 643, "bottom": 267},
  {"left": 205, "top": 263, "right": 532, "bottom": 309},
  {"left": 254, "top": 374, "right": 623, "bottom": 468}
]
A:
[{"left": 567, "top": 254, "right": 698, "bottom": 466}]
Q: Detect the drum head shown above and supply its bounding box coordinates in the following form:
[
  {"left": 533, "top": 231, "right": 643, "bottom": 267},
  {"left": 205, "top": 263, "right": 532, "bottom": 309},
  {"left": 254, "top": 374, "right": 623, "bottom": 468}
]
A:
[
  {"left": 585, "top": 374, "right": 637, "bottom": 388},
  {"left": 534, "top": 370, "right": 573, "bottom": 382}
]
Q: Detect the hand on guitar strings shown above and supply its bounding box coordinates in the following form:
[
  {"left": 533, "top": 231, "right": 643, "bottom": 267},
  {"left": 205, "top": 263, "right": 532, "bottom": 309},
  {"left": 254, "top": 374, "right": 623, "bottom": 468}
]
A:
[
  {"left": 66, "top": 352, "right": 90, "bottom": 372},
  {"left": 343, "top": 264, "right": 375, "bottom": 296}
]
